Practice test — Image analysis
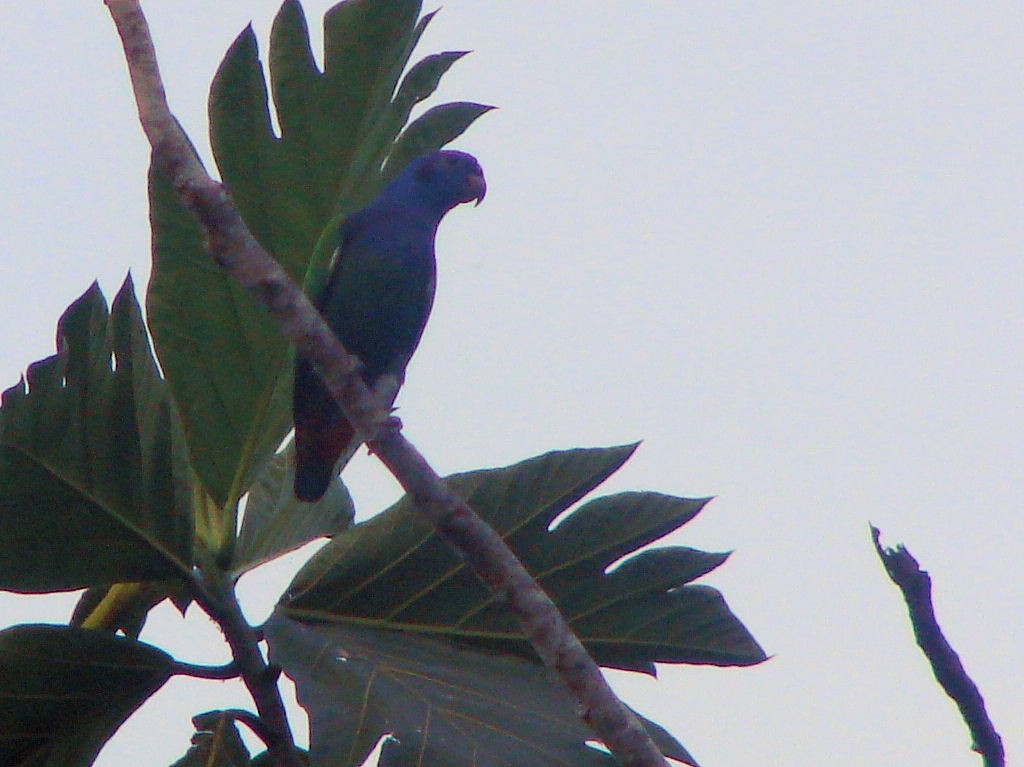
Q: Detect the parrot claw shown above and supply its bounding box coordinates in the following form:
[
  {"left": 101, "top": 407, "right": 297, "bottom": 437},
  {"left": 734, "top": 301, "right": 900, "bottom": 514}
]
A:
[
  {"left": 366, "top": 415, "right": 403, "bottom": 455},
  {"left": 352, "top": 373, "right": 403, "bottom": 444},
  {"left": 371, "top": 373, "right": 401, "bottom": 407}
]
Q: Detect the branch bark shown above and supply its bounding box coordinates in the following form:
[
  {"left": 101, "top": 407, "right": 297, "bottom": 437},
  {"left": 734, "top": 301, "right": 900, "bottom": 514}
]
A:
[
  {"left": 872, "top": 526, "right": 1005, "bottom": 767},
  {"left": 192, "top": 564, "right": 302, "bottom": 766},
  {"left": 104, "top": 2, "right": 668, "bottom": 766}
]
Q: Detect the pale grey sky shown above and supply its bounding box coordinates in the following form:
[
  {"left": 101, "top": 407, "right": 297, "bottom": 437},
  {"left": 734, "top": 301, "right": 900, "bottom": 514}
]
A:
[{"left": 1, "top": 3, "right": 1021, "bottom": 766}]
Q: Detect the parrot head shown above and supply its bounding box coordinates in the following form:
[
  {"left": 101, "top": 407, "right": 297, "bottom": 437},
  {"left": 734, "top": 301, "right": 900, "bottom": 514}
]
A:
[{"left": 391, "top": 150, "right": 486, "bottom": 216}]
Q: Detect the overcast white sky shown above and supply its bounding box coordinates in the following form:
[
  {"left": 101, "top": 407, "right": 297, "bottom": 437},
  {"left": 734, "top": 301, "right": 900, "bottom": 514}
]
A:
[{"left": 1, "top": 3, "right": 1021, "bottom": 766}]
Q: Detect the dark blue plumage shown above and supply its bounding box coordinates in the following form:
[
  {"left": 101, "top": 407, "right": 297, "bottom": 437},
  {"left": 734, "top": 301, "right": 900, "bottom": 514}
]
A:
[{"left": 293, "top": 150, "right": 486, "bottom": 501}]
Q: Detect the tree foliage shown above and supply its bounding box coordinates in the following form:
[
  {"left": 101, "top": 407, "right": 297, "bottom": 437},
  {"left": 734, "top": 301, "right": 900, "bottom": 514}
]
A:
[{"left": 0, "top": 2, "right": 764, "bottom": 765}]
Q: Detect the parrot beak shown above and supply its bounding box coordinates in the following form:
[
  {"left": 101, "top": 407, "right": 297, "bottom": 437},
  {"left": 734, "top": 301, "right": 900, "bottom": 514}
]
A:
[{"left": 467, "top": 170, "right": 487, "bottom": 206}]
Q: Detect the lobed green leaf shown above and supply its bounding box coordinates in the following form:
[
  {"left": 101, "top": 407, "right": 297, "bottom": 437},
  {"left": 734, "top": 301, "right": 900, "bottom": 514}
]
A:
[
  {"left": 0, "top": 278, "right": 192, "bottom": 592},
  {"left": 281, "top": 445, "right": 766, "bottom": 672},
  {"left": 147, "top": 0, "right": 492, "bottom": 509},
  {"left": 383, "top": 102, "right": 496, "bottom": 182}
]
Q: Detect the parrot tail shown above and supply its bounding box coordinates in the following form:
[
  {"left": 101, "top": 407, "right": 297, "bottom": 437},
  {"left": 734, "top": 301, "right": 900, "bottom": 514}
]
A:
[{"left": 293, "top": 356, "right": 356, "bottom": 502}]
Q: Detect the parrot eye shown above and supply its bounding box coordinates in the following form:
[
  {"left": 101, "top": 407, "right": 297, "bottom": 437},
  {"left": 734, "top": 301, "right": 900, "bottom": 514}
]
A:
[{"left": 414, "top": 162, "right": 437, "bottom": 183}]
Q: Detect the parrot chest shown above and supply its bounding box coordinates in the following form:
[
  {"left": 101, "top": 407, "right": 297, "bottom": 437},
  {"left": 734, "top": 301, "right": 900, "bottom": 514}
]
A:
[{"left": 317, "top": 222, "right": 437, "bottom": 382}]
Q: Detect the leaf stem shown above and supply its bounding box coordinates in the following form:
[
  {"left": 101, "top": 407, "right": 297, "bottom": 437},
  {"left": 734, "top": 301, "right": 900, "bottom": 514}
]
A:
[
  {"left": 170, "top": 659, "right": 241, "bottom": 680},
  {"left": 77, "top": 583, "right": 146, "bottom": 631}
]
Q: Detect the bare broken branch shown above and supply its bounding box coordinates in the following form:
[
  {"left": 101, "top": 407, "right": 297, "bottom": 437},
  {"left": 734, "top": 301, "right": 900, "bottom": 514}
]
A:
[{"left": 872, "top": 526, "right": 1004, "bottom": 767}]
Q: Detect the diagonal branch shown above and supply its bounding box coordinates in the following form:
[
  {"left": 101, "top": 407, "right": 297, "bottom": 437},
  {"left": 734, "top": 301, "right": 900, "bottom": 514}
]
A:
[
  {"left": 104, "top": 2, "right": 668, "bottom": 766},
  {"left": 872, "top": 526, "right": 1005, "bottom": 767}
]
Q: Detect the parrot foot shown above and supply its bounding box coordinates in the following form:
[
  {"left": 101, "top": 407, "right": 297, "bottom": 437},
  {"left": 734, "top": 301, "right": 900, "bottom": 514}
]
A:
[
  {"left": 366, "top": 415, "right": 403, "bottom": 455},
  {"left": 370, "top": 373, "right": 401, "bottom": 408},
  {"left": 351, "top": 374, "right": 399, "bottom": 418},
  {"left": 352, "top": 374, "right": 403, "bottom": 446}
]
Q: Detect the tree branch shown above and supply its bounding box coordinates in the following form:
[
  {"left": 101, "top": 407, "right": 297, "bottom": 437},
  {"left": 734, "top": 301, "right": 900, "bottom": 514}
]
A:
[
  {"left": 187, "top": 560, "right": 302, "bottom": 767},
  {"left": 872, "top": 526, "right": 1005, "bottom": 767},
  {"left": 104, "top": 2, "right": 668, "bottom": 765}
]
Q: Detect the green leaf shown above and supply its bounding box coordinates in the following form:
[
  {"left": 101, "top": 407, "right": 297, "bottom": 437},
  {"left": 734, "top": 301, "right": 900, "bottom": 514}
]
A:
[
  {"left": 0, "top": 278, "right": 192, "bottom": 593},
  {"left": 282, "top": 445, "right": 765, "bottom": 672},
  {"left": 147, "top": 0, "right": 492, "bottom": 509},
  {"left": 146, "top": 163, "right": 294, "bottom": 513},
  {"left": 210, "top": 0, "right": 438, "bottom": 266},
  {"left": 383, "top": 102, "right": 496, "bottom": 182},
  {"left": 383, "top": 51, "right": 471, "bottom": 137},
  {"left": 0, "top": 624, "right": 173, "bottom": 767},
  {"left": 170, "top": 712, "right": 252, "bottom": 767},
  {"left": 265, "top": 616, "right": 696, "bottom": 767},
  {"left": 232, "top": 443, "right": 354, "bottom": 577}
]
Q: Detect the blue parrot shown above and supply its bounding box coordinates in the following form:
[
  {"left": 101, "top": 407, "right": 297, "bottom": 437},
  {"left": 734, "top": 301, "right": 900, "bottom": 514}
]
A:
[{"left": 293, "top": 150, "right": 486, "bottom": 502}]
